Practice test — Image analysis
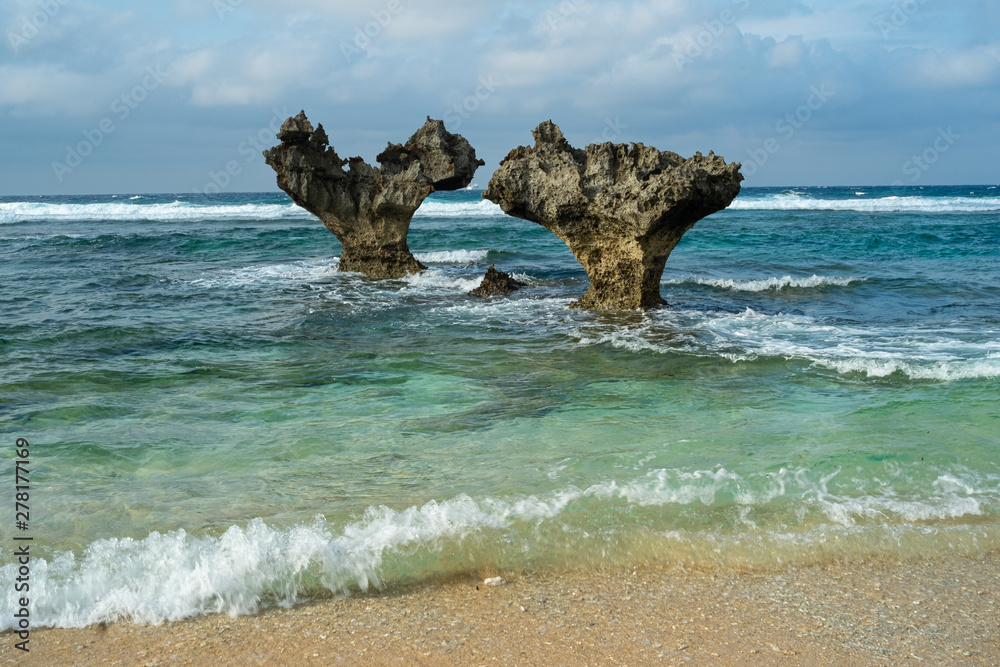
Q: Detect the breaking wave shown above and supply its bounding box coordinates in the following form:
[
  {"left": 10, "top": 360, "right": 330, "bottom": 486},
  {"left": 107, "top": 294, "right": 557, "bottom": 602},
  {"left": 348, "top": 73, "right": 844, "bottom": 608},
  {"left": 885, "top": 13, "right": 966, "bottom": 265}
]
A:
[
  {"left": 575, "top": 307, "right": 1000, "bottom": 381},
  {"left": 663, "top": 275, "right": 864, "bottom": 291},
  {"left": 414, "top": 200, "right": 505, "bottom": 218},
  {"left": 0, "top": 198, "right": 505, "bottom": 224},
  {"left": 413, "top": 249, "right": 490, "bottom": 264},
  {"left": 3, "top": 467, "right": 994, "bottom": 629},
  {"left": 728, "top": 194, "right": 1000, "bottom": 213},
  {"left": 0, "top": 201, "right": 311, "bottom": 223}
]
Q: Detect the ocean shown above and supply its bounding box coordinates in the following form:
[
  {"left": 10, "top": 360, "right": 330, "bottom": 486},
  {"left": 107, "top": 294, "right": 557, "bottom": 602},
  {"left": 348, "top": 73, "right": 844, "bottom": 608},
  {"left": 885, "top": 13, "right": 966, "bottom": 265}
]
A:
[{"left": 1, "top": 185, "right": 998, "bottom": 629}]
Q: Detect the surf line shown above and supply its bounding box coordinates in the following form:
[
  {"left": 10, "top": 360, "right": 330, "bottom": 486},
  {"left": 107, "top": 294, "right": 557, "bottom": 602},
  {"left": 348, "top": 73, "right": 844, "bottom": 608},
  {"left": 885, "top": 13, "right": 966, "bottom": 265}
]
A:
[{"left": 11, "top": 438, "right": 32, "bottom": 652}]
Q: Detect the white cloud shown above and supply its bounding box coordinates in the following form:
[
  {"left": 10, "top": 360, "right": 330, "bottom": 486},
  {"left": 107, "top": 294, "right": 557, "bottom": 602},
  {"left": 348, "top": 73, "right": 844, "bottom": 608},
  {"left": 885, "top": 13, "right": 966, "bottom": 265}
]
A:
[
  {"left": 0, "top": 64, "right": 100, "bottom": 115},
  {"left": 768, "top": 35, "right": 805, "bottom": 67},
  {"left": 1, "top": 0, "right": 998, "bottom": 192},
  {"left": 907, "top": 46, "right": 1000, "bottom": 87}
]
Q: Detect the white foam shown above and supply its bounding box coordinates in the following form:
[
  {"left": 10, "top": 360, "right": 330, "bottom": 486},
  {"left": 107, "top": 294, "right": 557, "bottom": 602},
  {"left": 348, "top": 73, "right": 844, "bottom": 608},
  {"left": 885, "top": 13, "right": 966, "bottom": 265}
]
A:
[
  {"left": 817, "top": 357, "right": 1000, "bottom": 381},
  {"left": 574, "top": 307, "right": 1000, "bottom": 381},
  {"left": 4, "top": 466, "right": 993, "bottom": 629},
  {"left": 182, "top": 263, "right": 1000, "bottom": 383},
  {"left": 587, "top": 468, "right": 755, "bottom": 507},
  {"left": 664, "top": 275, "right": 863, "bottom": 292},
  {"left": 797, "top": 469, "right": 990, "bottom": 525},
  {"left": 0, "top": 494, "right": 575, "bottom": 629},
  {"left": 190, "top": 259, "right": 340, "bottom": 288},
  {"left": 728, "top": 194, "right": 1000, "bottom": 213},
  {"left": 190, "top": 261, "right": 490, "bottom": 294},
  {"left": 593, "top": 467, "right": 993, "bottom": 525},
  {"left": 401, "top": 269, "right": 483, "bottom": 292},
  {"left": 0, "top": 201, "right": 312, "bottom": 224},
  {"left": 0, "top": 198, "right": 507, "bottom": 224},
  {"left": 413, "top": 249, "right": 489, "bottom": 264},
  {"left": 510, "top": 272, "right": 542, "bottom": 285},
  {"left": 414, "top": 199, "right": 505, "bottom": 218}
]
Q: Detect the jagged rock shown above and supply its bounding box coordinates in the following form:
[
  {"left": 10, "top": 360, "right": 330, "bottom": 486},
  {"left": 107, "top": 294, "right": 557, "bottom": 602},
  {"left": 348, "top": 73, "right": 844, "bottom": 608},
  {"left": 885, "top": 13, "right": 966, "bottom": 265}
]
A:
[
  {"left": 483, "top": 121, "right": 743, "bottom": 309},
  {"left": 264, "top": 111, "right": 484, "bottom": 279},
  {"left": 468, "top": 264, "right": 527, "bottom": 298}
]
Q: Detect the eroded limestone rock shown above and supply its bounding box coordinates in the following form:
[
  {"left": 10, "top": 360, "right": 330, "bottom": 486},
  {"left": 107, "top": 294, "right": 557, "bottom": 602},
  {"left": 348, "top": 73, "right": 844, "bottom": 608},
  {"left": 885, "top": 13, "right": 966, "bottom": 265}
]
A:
[
  {"left": 264, "top": 111, "right": 484, "bottom": 279},
  {"left": 468, "top": 265, "right": 527, "bottom": 298},
  {"left": 483, "top": 121, "right": 743, "bottom": 309}
]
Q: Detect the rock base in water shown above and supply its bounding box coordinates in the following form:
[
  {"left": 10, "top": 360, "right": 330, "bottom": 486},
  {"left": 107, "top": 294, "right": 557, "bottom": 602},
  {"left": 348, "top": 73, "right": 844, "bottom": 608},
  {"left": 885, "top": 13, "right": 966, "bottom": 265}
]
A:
[{"left": 468, "top": 265, "right": 527, "bottom": 298}]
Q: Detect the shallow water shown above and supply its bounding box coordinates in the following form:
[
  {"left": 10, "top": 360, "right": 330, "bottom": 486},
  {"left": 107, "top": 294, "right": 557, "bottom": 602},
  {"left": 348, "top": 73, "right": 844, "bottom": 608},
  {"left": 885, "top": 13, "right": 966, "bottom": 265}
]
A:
[{"left": 1, "top": 186, "right": 998, "bottom": 627}]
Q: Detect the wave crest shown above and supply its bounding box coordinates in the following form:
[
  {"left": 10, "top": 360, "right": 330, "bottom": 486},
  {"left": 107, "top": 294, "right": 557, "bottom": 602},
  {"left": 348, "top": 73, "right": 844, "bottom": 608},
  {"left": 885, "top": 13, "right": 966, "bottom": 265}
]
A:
[
  {"left": 728, "top": 194, "right": 1000, "bottom": 213},
  {"left": 3, "top": 467, "right": 993, "bottom": 630},
  {"left": 0, "top": 201, "right": 311, "bottom": 223},
  {"left": 0, "top": 198, "right": 504, "bottom": 224},
  {"left": 665, "top": 275, "right": 863, "bottom": 292},
  {"left": 413, "top": 249, "right": 489, "bottom": 264},
  {"left": 414, "top": 200, "right": 505, "bottom": 218},
  {"left": 575, "top": 307, "right": 1000, "bottom": 381}
]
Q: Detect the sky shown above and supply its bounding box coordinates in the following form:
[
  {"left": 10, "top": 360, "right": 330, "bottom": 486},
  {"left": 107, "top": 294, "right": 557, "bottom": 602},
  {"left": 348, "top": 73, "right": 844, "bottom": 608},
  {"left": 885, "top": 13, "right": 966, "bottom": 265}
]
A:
[{"left": 1, "top": 0, "right": 998, "bottom": 195}]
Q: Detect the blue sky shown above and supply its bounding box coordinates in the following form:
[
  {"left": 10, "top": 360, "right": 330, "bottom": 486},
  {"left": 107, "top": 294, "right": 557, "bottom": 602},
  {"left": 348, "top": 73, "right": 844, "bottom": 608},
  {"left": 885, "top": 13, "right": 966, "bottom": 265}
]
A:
[{"left": 1, "top": 0, "right": 997, "bottom": 194}]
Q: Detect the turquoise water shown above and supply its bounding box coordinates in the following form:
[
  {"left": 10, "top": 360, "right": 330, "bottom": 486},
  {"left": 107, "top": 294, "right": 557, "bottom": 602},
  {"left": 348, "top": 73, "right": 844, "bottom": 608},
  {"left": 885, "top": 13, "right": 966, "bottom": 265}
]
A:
[{"left": 1, "top": 186, "right": 998, "bottom": 627}]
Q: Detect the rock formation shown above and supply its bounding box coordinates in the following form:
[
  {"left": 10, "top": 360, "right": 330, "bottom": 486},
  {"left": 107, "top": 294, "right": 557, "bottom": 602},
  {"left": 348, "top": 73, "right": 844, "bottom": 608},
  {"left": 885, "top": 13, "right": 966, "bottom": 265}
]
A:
[
  {"left": 483, "top": 121, "right": 743, "bottom": 309},
  {"left": 264, "top": 112, "right": 484, "bottom": 279},
  {"left": 468, "top": 265, "right": 527, "bottom": 298}
]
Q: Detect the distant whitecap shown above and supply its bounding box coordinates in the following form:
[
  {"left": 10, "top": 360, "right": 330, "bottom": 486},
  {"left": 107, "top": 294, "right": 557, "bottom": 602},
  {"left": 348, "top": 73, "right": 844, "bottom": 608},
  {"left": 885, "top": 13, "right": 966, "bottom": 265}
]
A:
[
  {"left": 663, "top": 275, "right": 864, "bottom": 292},
  {"left": 728, "top": 194, "right": 1000, "bottom": 213}
]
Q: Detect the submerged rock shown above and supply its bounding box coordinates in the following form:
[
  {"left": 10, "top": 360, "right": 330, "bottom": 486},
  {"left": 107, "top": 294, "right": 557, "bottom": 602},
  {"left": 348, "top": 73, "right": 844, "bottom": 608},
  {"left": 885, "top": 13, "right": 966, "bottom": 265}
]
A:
[
  {"left": 264, "top": 111, "right": 484, "bottom": 279},
  {"left": 468, "top": 264, "right": 527, "bottom": 298},
  {"left": 483, "top": 121, "right": 743, "bottom": 309}
]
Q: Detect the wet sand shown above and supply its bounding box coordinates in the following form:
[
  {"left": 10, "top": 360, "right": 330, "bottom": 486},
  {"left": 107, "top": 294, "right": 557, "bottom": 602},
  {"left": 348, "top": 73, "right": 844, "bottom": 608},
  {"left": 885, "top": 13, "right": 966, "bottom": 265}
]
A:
[{"left": 4, "top": 555, "right": 998, "bottom": 666}]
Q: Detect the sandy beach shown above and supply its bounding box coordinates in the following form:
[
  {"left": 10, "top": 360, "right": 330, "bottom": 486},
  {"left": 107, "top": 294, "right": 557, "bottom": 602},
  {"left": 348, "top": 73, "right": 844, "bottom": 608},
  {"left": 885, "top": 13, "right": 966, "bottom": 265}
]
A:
[{"left": 5, "top": 553, "right": 997, "bottom": 666}]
